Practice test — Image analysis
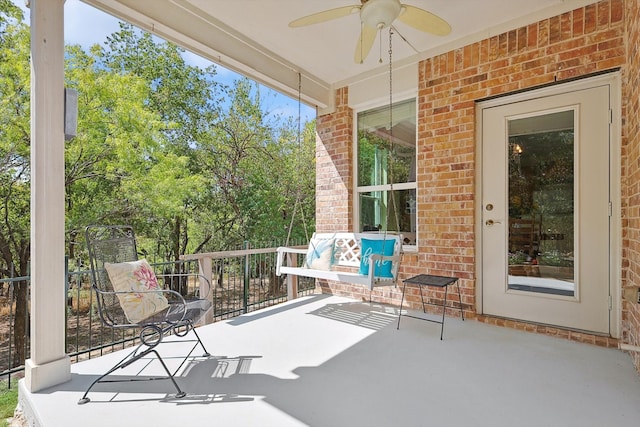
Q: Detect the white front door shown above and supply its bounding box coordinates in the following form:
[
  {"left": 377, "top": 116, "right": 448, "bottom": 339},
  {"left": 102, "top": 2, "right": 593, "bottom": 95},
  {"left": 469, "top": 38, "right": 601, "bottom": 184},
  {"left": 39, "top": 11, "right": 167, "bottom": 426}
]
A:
[{"left": 479, "top": 77, "right": 615, "bottom": 334}]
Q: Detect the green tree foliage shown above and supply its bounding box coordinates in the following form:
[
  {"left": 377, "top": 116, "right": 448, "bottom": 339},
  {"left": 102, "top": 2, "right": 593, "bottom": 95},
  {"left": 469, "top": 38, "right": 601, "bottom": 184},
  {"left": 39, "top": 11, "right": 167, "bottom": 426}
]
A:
[
  {"left": 0, "top": 1, "right": 29, "bottom": 365},
  {"left": 88, "top": 23, "right": 223, "bottom": 260},
  {"left": 0, "top": 10, "right": 315, "bottom": 263},
  {"left": 64, "top": 44, "right": 170, "bottom": 257},
  {"left": 0, "top": 4, "right": 315, "bottom": 309},
  {"left": 277, "top": 119, "right": 316, "bottom": 244},
  {"left": 88, "top": 24, "right": 316, "bottom": 257},
  {"left": 0, "top": 1, "right": 29, "bottom": 274},
  {"left": 191, "top": 78, "right": 316, "bottom": 250}
]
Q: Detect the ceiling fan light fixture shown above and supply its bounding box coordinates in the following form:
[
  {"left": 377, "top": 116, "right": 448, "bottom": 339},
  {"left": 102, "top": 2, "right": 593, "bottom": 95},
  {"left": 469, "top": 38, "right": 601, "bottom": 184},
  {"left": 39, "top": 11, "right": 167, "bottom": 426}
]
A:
[
  {"left": 360, "top": 0, "right": 402, "bottom": 29},
  {"left": 288, "top": 0, "right": 451, "bottom": 63}
]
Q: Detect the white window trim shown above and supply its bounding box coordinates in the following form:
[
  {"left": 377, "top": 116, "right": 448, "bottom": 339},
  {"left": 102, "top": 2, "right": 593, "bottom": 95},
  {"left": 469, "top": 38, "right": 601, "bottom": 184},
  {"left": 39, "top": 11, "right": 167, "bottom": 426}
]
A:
[{"left": 353, "top": 97, "right": 418, "bottom": 251}]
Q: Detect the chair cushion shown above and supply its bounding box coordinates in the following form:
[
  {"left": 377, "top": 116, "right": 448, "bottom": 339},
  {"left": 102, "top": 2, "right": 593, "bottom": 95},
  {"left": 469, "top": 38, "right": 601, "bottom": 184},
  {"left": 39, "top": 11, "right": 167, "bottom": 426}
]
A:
[
  {"left": 304, "top": 236, "right": 336, "bottom": 270},
  {"left": 104, "top": 259, "right": 169, "bottom": 323},
  {"left": 359, "top": 238, "right": 395, "bottom": 278}
]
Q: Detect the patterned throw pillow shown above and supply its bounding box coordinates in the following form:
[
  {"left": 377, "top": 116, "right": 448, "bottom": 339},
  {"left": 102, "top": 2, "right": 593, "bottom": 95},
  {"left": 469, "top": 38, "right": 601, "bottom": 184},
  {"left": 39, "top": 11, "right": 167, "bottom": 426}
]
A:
[
  {"left": 304, "top": 237, "right": 336, "bottom": 270},
  {"left": 104, "top": 259, "right": 169, "bottom": 324},
  {"left": 359, "top": 238, "right": 395, "bottom": 278}
]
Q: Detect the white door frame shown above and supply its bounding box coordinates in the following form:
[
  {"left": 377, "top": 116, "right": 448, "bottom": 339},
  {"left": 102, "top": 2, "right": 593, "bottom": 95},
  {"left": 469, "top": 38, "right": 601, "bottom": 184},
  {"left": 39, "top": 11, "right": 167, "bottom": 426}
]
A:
[{"left": 474, "top": 72, "right": 621, "bottom": 337}]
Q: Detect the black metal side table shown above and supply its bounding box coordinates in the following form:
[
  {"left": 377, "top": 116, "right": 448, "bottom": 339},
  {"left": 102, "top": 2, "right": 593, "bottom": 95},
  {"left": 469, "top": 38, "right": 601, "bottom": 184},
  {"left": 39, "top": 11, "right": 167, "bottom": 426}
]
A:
[{"left": 396, "top": 274, "right": 464, "bottom": 340}]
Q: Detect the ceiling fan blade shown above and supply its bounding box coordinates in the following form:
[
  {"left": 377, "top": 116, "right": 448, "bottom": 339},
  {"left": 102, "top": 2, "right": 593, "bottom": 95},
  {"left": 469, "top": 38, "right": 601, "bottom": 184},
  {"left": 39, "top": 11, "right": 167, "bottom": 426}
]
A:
[
  {"left": 398, "top": 5, "right": 451, "bottom": 36},
  {"left": 354, "top": 25, "right": 378, "bottom": 64},
  {"left": 289, "top": 5, "right": 360, "bottom": 28}
]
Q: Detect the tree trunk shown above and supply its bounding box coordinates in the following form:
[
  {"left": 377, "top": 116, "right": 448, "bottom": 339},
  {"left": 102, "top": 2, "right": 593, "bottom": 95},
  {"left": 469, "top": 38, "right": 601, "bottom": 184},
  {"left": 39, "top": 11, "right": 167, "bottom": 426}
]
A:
[
  {"left": 68, "top": 230, "right": 78, "bottom": 260},
  {"left": 13, "top": 279, "right": 29, "bottom": 367},
  {"left": 12, "top": 248, "right": 31, "bottom": 367},
  {"left": 169, "top": 217, "right": 189, "bottom": 296}
]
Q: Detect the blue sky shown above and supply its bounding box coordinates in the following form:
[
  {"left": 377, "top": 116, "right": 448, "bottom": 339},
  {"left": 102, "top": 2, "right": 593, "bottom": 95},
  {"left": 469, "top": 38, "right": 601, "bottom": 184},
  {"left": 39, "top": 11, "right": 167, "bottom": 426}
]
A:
[{"left": 13, "top": 0, "right": 315, "bottom": 123}]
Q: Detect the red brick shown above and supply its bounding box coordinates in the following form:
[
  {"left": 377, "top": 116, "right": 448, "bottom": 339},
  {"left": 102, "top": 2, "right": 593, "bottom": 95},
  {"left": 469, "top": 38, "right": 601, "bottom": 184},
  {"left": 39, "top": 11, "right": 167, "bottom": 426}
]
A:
[
  {"left": 573, "top": 8, "right": 585, "bottom": 35},
  {"left": 598, "top": 0, "right": 611, "bottom": 28},
  {"left": 584, "top": 3, "right": 597, "bottom": 33}
]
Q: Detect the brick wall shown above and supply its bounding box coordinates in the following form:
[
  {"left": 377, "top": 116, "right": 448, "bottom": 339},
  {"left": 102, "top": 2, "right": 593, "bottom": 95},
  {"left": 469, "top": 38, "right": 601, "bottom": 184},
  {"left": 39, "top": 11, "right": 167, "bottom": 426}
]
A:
[
  {"left": 623, "top": 0, "right": 640, "bottom": 370},
  {"left": 417, "top": 0, "right": 624, "bottom": 313},
  {"left": 316, "top": 0, "right": 636, "bottom": 353},
  {"left": 418, "top": 0, "right": 626, "bottom": 344},
  {"left": 315, "top": 87, "right": 353, "bottom": 233}
]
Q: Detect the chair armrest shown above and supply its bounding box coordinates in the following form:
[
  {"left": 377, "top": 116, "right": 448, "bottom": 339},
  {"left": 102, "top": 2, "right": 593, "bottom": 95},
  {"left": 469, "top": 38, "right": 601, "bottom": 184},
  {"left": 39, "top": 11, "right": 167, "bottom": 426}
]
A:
[
  {"left": 93, "top": 287, "right": 189, "bottom": 325},
  {"left": 370, "top": 253, "right": 402, "bottom": 264},
  {"left": 158, "top": 277, "right": 213, "bottom": 324},
  {"left": 367, "top": 253, "right": 403, "bottom": 288},
  {"left": 276, "top": 246, "right": 308, "bottom": 276},
  {"left": 93, "top": 287, "right": 184, "bottom": 302}
]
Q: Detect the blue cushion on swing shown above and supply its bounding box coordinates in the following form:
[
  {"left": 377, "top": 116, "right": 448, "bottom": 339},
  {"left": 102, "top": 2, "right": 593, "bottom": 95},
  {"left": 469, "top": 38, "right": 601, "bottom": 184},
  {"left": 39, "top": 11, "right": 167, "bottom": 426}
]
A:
[{"left": 359, "top": 238, "right": 395, "bottom": 278}]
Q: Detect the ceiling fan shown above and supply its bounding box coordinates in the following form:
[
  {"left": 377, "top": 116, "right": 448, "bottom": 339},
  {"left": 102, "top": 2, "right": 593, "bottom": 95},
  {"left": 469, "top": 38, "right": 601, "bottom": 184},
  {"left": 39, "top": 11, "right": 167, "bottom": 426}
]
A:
[{"left": 289, "top": 0, "right": 451, "bottom": 64}]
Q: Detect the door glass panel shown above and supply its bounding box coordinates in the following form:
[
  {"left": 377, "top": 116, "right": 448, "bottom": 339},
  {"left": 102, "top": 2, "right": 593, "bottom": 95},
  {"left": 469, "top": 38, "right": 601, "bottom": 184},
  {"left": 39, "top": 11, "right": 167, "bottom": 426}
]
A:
[{"left": 507, "top": 110, "right": 575, "bottom": 297}]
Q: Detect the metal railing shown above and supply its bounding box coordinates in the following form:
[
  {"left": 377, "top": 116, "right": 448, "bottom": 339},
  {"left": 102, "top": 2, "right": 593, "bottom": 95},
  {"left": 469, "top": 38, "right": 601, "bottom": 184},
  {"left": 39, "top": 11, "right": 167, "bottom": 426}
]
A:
[
  {"left": 0, "top": 274, "right": 29, "bottom": 390},
  {"left": 0, "top": 242, "right": 315, "bottom": 387}
]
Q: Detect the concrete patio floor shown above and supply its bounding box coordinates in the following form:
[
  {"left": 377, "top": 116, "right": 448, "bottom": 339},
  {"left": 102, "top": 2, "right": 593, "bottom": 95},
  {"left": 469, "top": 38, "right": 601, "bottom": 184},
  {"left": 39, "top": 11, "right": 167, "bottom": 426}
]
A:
[{"left": 18, "top": 294, "right": 640, "bottom": 427}]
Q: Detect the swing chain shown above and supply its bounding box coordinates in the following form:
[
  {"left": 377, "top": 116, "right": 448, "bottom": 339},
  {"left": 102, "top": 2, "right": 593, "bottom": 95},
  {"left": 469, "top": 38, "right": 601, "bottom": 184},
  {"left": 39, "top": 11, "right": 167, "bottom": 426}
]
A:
[
  {"left": 285, "top": 73, "right": 309, "bottom": 246},
  {"left": 386, "top": 27, "right": 402, "bottom": 237}
]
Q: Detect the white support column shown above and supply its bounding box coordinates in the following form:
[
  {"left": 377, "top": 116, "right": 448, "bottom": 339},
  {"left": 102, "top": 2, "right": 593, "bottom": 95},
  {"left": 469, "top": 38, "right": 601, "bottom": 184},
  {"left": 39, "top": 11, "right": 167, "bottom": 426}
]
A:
[{"left": 24, "top": 0, "right": 71, "bottom": 392}]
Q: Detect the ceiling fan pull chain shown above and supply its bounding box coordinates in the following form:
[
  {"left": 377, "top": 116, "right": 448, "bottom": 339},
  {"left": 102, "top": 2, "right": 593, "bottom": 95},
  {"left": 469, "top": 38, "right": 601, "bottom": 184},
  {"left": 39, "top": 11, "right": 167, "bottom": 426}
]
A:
[{"left": 379, "top": 28, "right": 383, "bottom": 63}]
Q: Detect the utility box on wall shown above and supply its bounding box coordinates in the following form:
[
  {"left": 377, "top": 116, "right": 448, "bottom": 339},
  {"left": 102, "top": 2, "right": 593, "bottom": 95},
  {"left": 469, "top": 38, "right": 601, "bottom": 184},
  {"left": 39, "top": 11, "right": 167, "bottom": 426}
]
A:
[{"left": 64, "top": 88, "right": 78, "bottom": 141}]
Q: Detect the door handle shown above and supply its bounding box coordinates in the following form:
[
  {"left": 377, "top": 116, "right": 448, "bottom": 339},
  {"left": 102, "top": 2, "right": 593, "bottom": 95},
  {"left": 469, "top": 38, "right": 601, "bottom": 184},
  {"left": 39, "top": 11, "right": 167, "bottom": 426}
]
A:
[{"left": 485, "top": 219, "right": 502, "bottom": 226}]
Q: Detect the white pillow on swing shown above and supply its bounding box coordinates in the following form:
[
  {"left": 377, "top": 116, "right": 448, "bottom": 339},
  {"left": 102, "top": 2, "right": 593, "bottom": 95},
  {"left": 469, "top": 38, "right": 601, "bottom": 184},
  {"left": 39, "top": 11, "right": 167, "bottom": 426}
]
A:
[{"left": 304, "top": 237, "right": 336, "bottom": 270}]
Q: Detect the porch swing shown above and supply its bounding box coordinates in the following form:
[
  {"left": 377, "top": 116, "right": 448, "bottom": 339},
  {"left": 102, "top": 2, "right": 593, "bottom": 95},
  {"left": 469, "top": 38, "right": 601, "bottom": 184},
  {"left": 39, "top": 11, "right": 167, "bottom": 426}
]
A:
[{"left": 276, "top": 29, "right": 404, "bottom": 297}]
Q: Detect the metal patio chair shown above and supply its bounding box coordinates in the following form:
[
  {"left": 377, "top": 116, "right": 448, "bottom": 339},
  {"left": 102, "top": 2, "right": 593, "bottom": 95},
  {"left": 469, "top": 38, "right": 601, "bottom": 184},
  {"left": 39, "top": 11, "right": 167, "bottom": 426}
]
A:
[{"left": 78, "top": 225, "right": 212, "bottom": 404}]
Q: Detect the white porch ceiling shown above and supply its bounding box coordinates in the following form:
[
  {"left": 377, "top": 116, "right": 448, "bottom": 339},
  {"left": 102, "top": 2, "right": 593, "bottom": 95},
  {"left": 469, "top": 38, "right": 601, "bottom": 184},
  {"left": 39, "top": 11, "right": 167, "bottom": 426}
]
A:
[{"left": 82, "top": 0, "right": 600, "bottom": 112}]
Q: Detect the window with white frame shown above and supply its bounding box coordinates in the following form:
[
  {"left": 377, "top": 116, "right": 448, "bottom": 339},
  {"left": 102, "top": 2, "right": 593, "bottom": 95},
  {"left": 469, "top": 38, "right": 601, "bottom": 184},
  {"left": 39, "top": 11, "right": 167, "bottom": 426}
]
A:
[{"left": 356, "top": 98, "right": 417, "bottom": 247}]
